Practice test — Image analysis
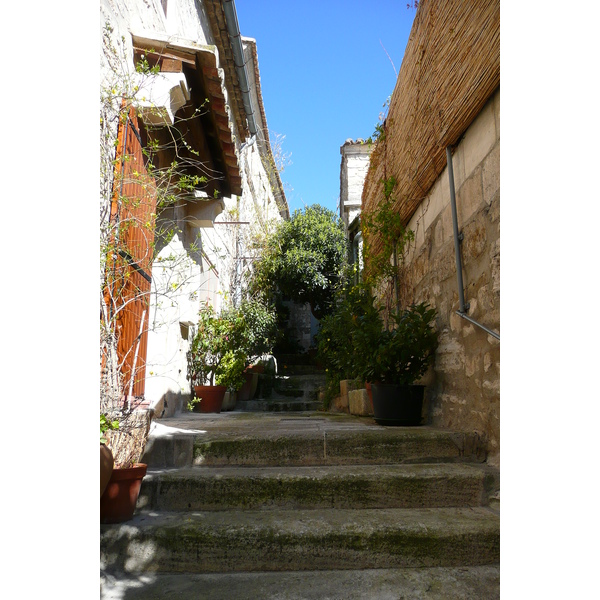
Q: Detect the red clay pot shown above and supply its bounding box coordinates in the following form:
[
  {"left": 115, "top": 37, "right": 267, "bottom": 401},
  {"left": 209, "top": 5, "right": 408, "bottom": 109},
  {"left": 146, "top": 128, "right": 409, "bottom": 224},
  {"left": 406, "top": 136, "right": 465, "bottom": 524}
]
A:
[
  {"left": 100, "top": 463, "right": 147, "bottom": 523},
  {"left": 193, "top": 385, "right": 227, "bottom": 413},
  {"left": 248, "top": 363, "right": 265, "bottom": 374}
]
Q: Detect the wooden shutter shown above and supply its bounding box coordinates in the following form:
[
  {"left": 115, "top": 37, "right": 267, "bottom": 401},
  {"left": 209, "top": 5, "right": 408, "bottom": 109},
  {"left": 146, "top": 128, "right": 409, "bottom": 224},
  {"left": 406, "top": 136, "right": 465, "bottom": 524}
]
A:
[{"left": 105, "top": 105, "right": 157, "bottom": 400}]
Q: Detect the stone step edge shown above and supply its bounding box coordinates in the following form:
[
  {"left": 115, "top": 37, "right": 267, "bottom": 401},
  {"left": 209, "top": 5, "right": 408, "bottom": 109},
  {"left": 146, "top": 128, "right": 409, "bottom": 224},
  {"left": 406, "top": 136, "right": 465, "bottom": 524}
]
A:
[
  {"left": 192, "top": 430, "right": 486, "bottom": 467},
  {"left": 142, "top": 428, "right": 488, "bottom": 469},
  {"left": 100, "top": 506, "right": 500, "bottom": 574},
  {"left": 138, "top": 463, "right": 497, "bottom": 512},
  {"left": 100, "top": 564, "right": 500, "bottom": 600},
  {"left": 235, "top": 400, "right": 322, "bottom": 410}
]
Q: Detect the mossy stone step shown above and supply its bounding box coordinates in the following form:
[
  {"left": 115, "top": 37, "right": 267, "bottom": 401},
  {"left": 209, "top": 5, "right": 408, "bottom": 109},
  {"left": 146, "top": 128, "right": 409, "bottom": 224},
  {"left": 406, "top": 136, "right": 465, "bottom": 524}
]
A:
[
  {"left": 100, "top": 506, "right": 500, "bottom": 574},
  {"left": 139, "top": 463, "right": 496, "bottom": 512},
  {"left": 191, "top": 428, "right": 486, "bottom": 467}
]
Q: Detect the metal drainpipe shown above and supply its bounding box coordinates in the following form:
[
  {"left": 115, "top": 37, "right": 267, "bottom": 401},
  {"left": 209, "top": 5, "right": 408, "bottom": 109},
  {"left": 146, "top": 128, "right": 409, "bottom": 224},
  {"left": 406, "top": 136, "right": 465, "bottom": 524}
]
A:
[
  {"left": 446, "top": 146, "right": 468, "bottom": 314},
  {"left": 446, "top": 146, "right": 500, "bottom": 341},
  {"left": 222, "top": 0, "right": 257, "bottom": 136}
]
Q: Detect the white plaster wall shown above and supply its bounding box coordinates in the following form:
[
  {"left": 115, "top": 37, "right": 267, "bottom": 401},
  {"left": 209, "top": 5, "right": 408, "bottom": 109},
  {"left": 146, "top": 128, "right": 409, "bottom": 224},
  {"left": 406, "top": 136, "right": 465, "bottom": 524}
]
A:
[
  {"left": 100, "top": 0, "right": 166, "bottom": 77},
  {"left": 163, "top": 0, "right": 213, "bottom": 42},
  {"left": 144, "top": 132, "right": 285, "bottom": 411},
  {"left": 144, "top": 231, "right": 201, "bottom": 407},
  {"left": 102, "top": 0, "right": 286, "bottom": 412}
]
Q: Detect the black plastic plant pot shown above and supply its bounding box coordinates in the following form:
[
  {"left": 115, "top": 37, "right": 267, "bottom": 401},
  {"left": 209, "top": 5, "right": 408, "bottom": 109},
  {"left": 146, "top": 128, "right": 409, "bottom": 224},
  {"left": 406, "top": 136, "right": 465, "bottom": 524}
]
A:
[{"left": 371, "top": 383, "right": 425, "bottom": 426}]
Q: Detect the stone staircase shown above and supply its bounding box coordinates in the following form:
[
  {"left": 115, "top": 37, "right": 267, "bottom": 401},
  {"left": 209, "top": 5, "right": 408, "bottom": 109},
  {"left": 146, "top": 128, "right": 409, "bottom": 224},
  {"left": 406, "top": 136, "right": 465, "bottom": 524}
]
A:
[
  {"left": 235, "top": 356, "right": 325, "bottom": 413},
  {"left": 100, "top": 412, "right": 500, "bottom": 598}
]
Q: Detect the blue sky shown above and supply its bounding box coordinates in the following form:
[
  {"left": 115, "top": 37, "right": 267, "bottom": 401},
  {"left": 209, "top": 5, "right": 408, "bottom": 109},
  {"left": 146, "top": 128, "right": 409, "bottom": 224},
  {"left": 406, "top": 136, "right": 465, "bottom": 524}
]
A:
[{"left": 235, "top": 1, "right": 417, "bottom": 216}]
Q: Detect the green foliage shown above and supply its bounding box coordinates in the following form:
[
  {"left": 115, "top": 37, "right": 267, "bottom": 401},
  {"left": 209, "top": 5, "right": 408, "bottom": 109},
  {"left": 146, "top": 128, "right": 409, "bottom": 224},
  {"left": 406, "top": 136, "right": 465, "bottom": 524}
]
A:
[
  {"left": 361, "top": 176, "right": 414, "bottom": 290},
  {"left": 251, "top": 205, "right": 348, "bottom": 320},
  {"left": 317, "top": 280, "right": 437, "bottom": 398},
  {"left": 214, "top": 350, "right": 246, "bottom": 390},
  {"left": 366, "top": 96, "right": 391, "bottom": 145},
  {"left": 100, "top": 413, "right": 120, "bottom": 444},
  {"left": 316, "top": 281, "right": 382, "bottom": 384},
  {"left": 365, "top": 302, "right": 438, "bottom": 385},
  {"left": 135, "top": 52, "right": 160, "bottom": 76},
  {"left": 236, "top": 297, "right": 279, "bottom": 362},
  {"left": 187, "top": 298, "right": 278, "bottom": 392},
  {"left": 316, "top": 280, "right": 384, "bottom": 405},
  {"left": 187, "top": 304, "right": 246, "bottom": 389}
]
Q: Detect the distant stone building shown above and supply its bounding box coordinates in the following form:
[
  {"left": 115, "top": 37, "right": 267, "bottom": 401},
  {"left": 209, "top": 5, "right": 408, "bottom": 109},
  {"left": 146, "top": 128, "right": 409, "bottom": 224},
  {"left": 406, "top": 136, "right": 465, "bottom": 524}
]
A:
[{"left": 339, "top": 139, "right": 372, "bottom": 272}]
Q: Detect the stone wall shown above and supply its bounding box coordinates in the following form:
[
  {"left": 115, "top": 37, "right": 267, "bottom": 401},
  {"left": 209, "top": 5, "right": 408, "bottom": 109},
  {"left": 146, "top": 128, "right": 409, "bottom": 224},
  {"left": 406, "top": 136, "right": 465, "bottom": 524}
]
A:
[{"left": 402, "top": 88, "right": 500, "bottom": 466}]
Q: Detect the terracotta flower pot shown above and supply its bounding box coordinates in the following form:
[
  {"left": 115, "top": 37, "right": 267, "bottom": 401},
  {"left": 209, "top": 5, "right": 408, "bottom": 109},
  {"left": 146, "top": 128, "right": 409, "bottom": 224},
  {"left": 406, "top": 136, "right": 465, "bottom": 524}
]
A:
[
  {"left": 100, "top": 444, "right": 114, "bottom": 497},
  {"left": 192, "top": 385, "right": 227, "bottom": 413},
  {"left": 100, "top": 463, "right": 147, "bottom": 523}
]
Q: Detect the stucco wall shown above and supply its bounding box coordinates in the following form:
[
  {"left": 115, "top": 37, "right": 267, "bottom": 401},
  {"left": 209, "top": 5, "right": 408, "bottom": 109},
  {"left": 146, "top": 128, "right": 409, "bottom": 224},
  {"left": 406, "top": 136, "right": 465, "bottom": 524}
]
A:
[
  {"left": 402, "top": 88, "right": 500, "bottom": 466},
  {"left": 101, "top": 0, "right": 286, "bottom": 414}
]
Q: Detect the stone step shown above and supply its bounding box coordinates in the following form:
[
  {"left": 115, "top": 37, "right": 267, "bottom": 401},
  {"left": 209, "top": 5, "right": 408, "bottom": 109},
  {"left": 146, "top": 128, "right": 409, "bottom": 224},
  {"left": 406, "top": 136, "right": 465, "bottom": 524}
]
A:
[
  {"left": 138, "top": 463, "right": 497, "bottom": 512},
  {"left": 100, "top": 506, "right": 500, "bottom": 574},
  {"left": 235, "top": 399, "right": 322, "bottom": 412},
  {"left": 276, "top": 363, "right": 324, "bottom": 376},
  {"left": 254, "top": 373, "right": 325, "bottom": 402},
  {"left": 142, "top": 421, "right": 487, "bottom": 469},
  {"left": 101, "top": 564, "right": 500, "bottom": 599},
  {"left": 191, "top": 428, "right": 486, "bottom": 468},
  {"left": 274, "top": 373, "right": 326, "bottom": 388}
]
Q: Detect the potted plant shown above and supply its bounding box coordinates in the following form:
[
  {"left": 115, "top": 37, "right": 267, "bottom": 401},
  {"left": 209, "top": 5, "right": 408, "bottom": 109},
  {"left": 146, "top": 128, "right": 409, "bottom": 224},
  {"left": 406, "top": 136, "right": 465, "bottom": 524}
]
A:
[
  {"left": 100, "top": 243, "right": 154, "bottom": 522},
  {"left": 363, "top": 302, "right": 438, "bottom": 426},
  {"left": 316, "top": 279, "right": 383, "bottom": 409},
  {"left": 187, "top": 304, "right": 248, "bottom": 412},
  {"left": 236, "top": 297, "right": 278, "bottom": 401},
  {"left": 100, "top": 402, "right": 153, "bottom": 522}
]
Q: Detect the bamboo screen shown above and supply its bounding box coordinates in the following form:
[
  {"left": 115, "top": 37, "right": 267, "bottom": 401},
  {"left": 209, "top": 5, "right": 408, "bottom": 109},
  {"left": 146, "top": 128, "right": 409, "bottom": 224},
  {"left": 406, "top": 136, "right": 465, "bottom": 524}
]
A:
[
  {"left": 362, "top": 0, "right": 500, "bottom": 258},
  {"left": 105, "top": 106, "right": 157, "bottom": 399}
]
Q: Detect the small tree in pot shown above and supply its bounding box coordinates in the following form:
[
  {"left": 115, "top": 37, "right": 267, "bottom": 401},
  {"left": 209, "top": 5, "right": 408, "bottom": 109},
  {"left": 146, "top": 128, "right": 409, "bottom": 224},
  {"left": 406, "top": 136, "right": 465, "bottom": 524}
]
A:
[
  {"left": 235, "top": 296, "right": 278, "bottom": 400},
  {"left": 316, "top": 279, "right": 383, "bottom": 407},
  {"left": 363, "top": 302, "right": 438, "bottom": 425},
  {"left": 186, "top": 304, "right": 247, "bottom": 412}
]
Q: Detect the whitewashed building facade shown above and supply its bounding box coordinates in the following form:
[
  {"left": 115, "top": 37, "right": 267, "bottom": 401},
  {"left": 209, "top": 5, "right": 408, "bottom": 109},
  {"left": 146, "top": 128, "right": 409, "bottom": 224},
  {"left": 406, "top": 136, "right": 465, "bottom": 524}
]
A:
[{"left": 100, "top": 0, "right": 287, "bottom": 415}]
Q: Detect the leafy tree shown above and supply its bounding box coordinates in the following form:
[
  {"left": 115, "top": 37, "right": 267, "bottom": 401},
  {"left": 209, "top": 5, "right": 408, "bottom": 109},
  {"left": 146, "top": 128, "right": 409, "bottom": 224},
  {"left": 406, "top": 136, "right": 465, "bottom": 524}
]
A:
[{"left": 251, "top": 205, "right": 348, "bottom": 320}]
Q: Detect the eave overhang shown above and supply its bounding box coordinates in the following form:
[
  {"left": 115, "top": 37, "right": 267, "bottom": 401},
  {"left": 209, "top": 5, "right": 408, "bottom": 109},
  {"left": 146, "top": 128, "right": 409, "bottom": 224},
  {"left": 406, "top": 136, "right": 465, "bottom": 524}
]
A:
[
  {"left": 203, "top": 0, "right": 250, "bottom": 140},
  {"left": 131, "top": 30, "right": 242, "bottom": 197}
]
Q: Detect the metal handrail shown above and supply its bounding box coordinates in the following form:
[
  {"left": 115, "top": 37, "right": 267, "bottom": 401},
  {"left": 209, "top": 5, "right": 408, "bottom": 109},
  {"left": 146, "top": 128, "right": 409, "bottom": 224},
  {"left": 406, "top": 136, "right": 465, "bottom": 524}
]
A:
[{"left": 446, "top": 147, "right": 500, "bottom": 341}]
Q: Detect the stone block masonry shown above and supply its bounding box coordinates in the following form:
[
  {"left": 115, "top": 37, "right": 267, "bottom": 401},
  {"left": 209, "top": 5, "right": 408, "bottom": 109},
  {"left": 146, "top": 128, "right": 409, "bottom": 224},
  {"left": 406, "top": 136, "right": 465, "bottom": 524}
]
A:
[
  {"left": 403, "top": 88, "right": 500, "bottom": 467},
  {"left": 349, "top": 389, "right": 373, "bottom": 417}
]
